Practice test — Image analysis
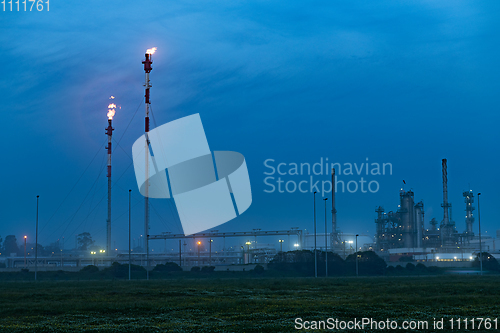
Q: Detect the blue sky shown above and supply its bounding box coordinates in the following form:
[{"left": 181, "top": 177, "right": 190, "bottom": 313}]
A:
[{"left": 0, "top": 0, "right": 498, "bottom": 251}]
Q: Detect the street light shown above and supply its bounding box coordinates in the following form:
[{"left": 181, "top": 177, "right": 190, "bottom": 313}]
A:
[
  {"left": 294, "top": 243, "right": 299, "bottom": 250},
  {"left": 90, "top": 251, "right": 96, "bottom": 265},
  {"left": 35, "top": 195, "right": 39, "bottom": 282},
  {"left": 323, "top": 198, "right": 328, "bottom": 277},
  {"left": 24, "top": 236, "right": 27, "bottom": 269},
  {"left": 245, "top": 241, "right": 251, "bottom": 264},
  {"left": 313, "top": 191, "right": 317, "bottom": 278},
  {"left": 478, "top": 192, "right": 482, "bottom": 275},
  {"left": 355, "top": 234, "right": 359, "bottom": 277},
  {"left": 278, "top": 239, "right": 284, "bottom": 253},
  {"left": 197, "top": 241, "right": 201, "bottom": 264},
  {"left": 209, "top": 239, "right": 213, "bottom": 265}
]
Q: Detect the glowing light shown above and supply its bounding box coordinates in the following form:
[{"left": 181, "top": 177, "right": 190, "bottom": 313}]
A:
[
  {"left": 109, "top": 96, "right": 115, "bottom": 99},
  {"left": 107, "top": 103, "right": 117, "bottom": 120},
  {"left": 146, "top": 47, "right": 157, "bottom": 55},
  {"left": 24, "top": 236, "right": 27, "bottom": 239}
]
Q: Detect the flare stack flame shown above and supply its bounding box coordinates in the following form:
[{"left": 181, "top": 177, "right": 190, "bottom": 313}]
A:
[
  {"left": 146, "top": 47, "right": 157, "bottom": 55},
  {"left": 107, "top": 103, "right": 117, "bottom": 120}
]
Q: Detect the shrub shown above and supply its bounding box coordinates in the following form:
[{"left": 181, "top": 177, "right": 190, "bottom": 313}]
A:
[
  {"left": 201, "top": 266, "right": 215, "bottom": 273},
  {"left": 253, "top": 264, "right": 265, "bottom": 274},
  {"left": 191, "top": 266, "right": 201, "bottom": 272},
  {"left": 103, "top": 262, "right": 146, "bottom": 278},
  {"left": 80, "top": 265, "right": 99, "bottom": 274},
  {"left": 153, "top": 262, "right": 183, "bottom": 273},
  {"left": 415, "top": 263, "right": 427, "bottom": 272},
  {"left": 345, "top": 251, "right": 387, "bottom": 275}
]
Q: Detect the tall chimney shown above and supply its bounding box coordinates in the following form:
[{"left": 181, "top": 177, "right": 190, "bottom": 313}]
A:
[
  {"left": 442, "top": 158, "right": 449, "bottom": 226},
  {"left": 105, "top": 102, "right": 115, "bottom": 254},
  {"left": 142, "top": 52, "right": 153, "bottom": 253}
]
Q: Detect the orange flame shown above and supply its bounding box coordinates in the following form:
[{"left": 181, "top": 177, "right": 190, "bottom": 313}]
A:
[
  {"left": 146, "top": 47, "right": 157, "bottom": 55},
  {"left": 107, "top": 103, "right": 117, "bottom": 120},
  {"left": 109, "top": 96, "right": 115, "bottom": 99}
]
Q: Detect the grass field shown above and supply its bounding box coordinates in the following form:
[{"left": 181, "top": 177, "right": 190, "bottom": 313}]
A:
[{"left": 0, "top": 276, "right": 499, "bottom": 332}]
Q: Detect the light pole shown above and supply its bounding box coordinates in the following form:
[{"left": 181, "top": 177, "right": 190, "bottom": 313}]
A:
[
  {"left": 35, "top": 195, "right": 39, "bottom": 281},
  {"left": 129, "top": 189, "right": 131, "bottom": 281},
  {"left": 324, "top": 198, "right": 328, "bottom": 277},
  {"left": 279, "top": 239, "right": 284, "bottom": 253},
  {"left": 478, "top": 192, "right": 482, "bottom": 275},
  {"left": 209, "top": 239, "right": 212, "bottom": 265},
  {"left": 355, "top": 234, "right": 359, "bottom": 277},
  {"left": 197, "top": 241, "right": 201, "bottom": 264},
  {"left": 24, "top": 236, "right": 27, "bottom": 268},
  {"left": 246, "top": 241, "right": 251, "bottom": 264},
  {"left": 313, "top": 191, "right": 317, "bottom": 278}
]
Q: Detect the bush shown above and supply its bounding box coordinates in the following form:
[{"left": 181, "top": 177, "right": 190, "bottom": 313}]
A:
[
  {"left": 406, "top": 263, "right": 415, "bottom": 271},
  {"left": 268, "top": 250, "right": 344, "bottom": 276},
  {"left": 201, "top": 266, "right": 215, "bottom": 273},
  {"left": 474, "top": 252, "right": 500, "bottom": 272},
  {"left": 427, "top": 266, "right": 441, "bottom": 274},
  {"left": 253, "top": 264, "right": 265, "bottom": 274},
  {"left": 415, "top": 263, "right": 427, "bottom": 272},
  {"left": 153, "top": 262, "right": 183, "bottom": 273},
  {"left": 386, "top": 266, "right": 396, "bottom": 275},
  {"left": 191, "top": 266, "right": 200, "bottom": 272},
  {"left": 80, "top": 265, "right": 99, "bottom": 274},
  {"left": 103, "top": 262, "right": 146, "bottom": 278},
  {"left": 345, "top": 251, "right": 387, "bottom": 275}
]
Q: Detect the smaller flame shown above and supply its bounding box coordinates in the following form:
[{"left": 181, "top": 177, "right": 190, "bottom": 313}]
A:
[
  {"left": 107, "top": 103, "right": 117, "bottom": 120},
  {"left": 109, "top": 96, "right": 115, "bottom": 99},
  {"left": 146, "top": 47, "right": 157, "bottom": 55}
]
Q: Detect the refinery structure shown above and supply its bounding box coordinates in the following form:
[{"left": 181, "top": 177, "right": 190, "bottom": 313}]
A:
[
  {"left": 1, "top": 49, "right": 495, "bottom": 271},
  {"left": 371, "top": 158, "right": 488, "bottom": 263}
]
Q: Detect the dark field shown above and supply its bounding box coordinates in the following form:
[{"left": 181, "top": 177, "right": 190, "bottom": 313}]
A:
[{"left": 0, "top": 276, "right": 499, "bottom": 332}]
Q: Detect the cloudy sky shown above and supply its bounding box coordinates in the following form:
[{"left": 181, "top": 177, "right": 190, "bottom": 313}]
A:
[{"left": 0, "top": 0, "right": 498, "bottom": 251}]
